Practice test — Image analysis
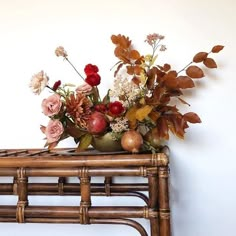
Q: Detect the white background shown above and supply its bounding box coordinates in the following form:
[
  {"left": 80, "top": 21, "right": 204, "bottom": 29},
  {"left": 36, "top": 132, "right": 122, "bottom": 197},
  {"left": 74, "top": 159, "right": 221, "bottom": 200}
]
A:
[{"left": 0, "top": 0, "right": 235, "bottom": 235}]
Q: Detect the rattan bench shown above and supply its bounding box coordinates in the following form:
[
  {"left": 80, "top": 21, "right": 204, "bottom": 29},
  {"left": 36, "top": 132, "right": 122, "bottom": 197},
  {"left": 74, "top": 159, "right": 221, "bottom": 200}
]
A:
[{"left": 0, "top": 148, "right": 171, "bottom": 236}]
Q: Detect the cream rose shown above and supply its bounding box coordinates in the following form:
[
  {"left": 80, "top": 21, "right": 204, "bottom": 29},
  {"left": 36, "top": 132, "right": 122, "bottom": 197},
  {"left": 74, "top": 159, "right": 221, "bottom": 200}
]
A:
[
  {"left": 42, "top": 94, "right": 62, "bottom": 116},
  {"left": 45, "top": 120, "right": 64, "bottom": 143},
  {"left": 29, "top": 70, "right": 49, "bottom": 95}
]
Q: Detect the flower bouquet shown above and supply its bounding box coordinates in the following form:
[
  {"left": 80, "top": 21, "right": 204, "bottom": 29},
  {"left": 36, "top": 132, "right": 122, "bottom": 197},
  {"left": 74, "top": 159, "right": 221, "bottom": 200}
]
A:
[{"left": 30, "top": 33, "right": 223, "bottom": 153}]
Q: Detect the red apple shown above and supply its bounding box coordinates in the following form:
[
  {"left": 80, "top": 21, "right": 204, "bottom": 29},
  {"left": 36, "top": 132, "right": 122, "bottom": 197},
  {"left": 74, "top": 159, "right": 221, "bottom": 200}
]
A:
[{"left": 87, "top": 112, "right": 108, "bottom": 134}]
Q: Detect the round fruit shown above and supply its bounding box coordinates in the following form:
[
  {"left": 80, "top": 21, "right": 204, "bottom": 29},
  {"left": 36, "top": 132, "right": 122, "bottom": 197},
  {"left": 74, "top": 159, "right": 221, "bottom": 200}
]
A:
[
  {"left": 87, "top": 112, "right": 108, "bottom": 134},
  {"left": 121, "top": 130, "right": 143, "bottom": 153},
  {"left": 144, "top": 127, "right": 163, "bottom": 148}
]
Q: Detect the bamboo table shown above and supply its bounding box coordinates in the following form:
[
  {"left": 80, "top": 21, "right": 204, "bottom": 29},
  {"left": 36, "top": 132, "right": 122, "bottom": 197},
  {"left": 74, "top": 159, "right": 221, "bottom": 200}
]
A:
[{"left": 0, "top": 148, "right": 171, "bottom": 236}]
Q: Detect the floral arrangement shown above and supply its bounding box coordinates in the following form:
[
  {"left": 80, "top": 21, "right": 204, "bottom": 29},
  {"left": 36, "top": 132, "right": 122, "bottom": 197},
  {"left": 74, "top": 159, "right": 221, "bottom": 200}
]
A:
[{"left": 29, "top": 33, "right": 223, "bottom": 153}]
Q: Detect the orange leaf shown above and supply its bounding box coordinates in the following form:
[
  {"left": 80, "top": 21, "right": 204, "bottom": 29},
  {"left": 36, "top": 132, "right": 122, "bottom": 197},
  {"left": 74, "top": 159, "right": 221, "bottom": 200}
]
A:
[
  {"left": 129, "top": 50, "right": 141, "bottom": 60},
  {"left": 203, "top": 58, "right": 217, "bottom": 68},
  {"left": 134, "top": 65, "right": 143, "bottom": 75},
  {"left": 193, "top": 52, "right": 208, "bottom": 63},
  {"left": 177, "top": 76, "right": 195, "bottom": 89},
  {"left": 186, "top": 65, "right": 204, "bottom": 79},
  {"left": 125, "top": 106, "right": 138, "bottom": 121},
  {"left": 184, "top": 112, "right": 201, "bottom": 123},
  {"left": 211, "top": 45, "right": 224, "bottom": 53},
  {"left": 111, "top": 35, "right": 119, "bottom": 44},
  {"left": 126, "top": 65, "right": 134, "bottom": 75},
  {"left": 135, "top": 105, "right": 153, "bottom": 121},
  {"left": 148, "top": 111, "right": 161, "bottom": 122},
  {"left": 111, "top": 34, "right": 131, "bottom": 48}
]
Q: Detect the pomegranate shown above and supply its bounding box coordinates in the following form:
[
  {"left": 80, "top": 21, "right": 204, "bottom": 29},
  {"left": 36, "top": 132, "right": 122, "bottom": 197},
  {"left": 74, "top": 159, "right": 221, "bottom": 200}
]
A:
[
  {"left": 121, "top": 130, "right": 143, "bottom": 153},
  {"left": 144, "top": 127, "right": 163, "bottom": 148},
  {"left": 87, "top": 112, "right": 108, "bottom": 134}
]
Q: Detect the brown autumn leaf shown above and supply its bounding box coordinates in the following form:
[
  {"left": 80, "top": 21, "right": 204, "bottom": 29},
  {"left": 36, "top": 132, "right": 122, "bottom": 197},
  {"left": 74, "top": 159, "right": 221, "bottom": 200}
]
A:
[
  {"left": 203, "top": 58, "right": 217, "bottom": 68},
  {"left": 164, "top": 71, "right": 178, "bottom": 88},
  {"left": 211, "top": 45, "right": 224, "bottom": 53},
  {"left": 184, "top": 112, "right": 201, "bottom": 123},
  {"left": 177, "top": 76, "right": 195, "bottom": 89},
  {"left": 163, "top": 63, "right": 171, "bottom": 72},
  {"left": 148, "top": 111, "right": 161, "bottom": 122},
  {"left": 114, "top": 63, "right": 123, "bottom": 77},
  {"left": 167, "top": 115, "right": 186, "bottom": 139},
  {"left": 135, "top": 56, "right": 145, "bottom": 65},
  {"left": 134, "top": 65, "right": 143, "bottom": 75},
  {"left": 111, "top": 35, "right": 119, "bottom": 44},
  {"left": 132, "top": 76, "right": 141, "bottom": 85},
  {"left": 193, "top": 52, "right": 208, "bottom": 63},
  {"left": 126, "top": 65, "right": 134, "bottom": 75},
  {"left": 114, "top": 46, "right": 129, "bottom": 62},
  {"left": 157, "top": 117, "right": 169, "bottom": 139},
  {"left": 111, "top": 34, "right": 131, "bottom": 49},
  {"left": 186, "top": 65, "right": 204, "bottom": 79},
  {"left": 129, "top": 50, "right": 141, "bottom": 60}
]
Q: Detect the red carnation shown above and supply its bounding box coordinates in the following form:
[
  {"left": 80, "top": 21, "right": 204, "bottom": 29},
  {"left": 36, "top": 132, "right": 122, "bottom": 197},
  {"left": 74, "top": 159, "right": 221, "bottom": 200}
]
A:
[
  {"left": 85, "top": 73, "right": 101, "bottom": 86},
  {"left": 108, "top": 101, "right": 124, "bottom": 116},
  {"left": 84, "top": 64, "right": 99, "bottom": 75}
]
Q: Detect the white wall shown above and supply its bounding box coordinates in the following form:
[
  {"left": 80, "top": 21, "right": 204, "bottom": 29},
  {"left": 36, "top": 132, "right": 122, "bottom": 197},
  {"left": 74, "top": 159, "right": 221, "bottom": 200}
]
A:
[{"left": 0, "top": 0, "right": 235, "bottom": 235}]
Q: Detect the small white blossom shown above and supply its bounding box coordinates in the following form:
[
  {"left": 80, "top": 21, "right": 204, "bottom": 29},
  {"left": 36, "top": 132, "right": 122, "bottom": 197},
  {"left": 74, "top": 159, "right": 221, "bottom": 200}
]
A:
[
  {"left": 109, "top": 76, "right": 143, "bottom": 107},
  {"left": 110, "top": 117, "right": 129, "bottom": 133}
]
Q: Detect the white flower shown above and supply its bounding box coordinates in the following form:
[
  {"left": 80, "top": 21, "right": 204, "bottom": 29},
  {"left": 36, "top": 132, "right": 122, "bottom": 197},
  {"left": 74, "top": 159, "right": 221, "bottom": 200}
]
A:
[
  {"left": 29, "top": 70, "right": 49, "bottom": 95},
  {"left": 110, "top": 117, "right": 129, "bottom": 133},
  {"left": 109, "top": 76, "right": 142, "bottom": 107}
]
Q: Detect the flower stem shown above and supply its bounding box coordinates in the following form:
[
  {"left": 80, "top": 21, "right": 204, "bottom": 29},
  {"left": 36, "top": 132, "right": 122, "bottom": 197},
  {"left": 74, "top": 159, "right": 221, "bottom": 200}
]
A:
[{"left": 65, "top": 58, "right": 85, "bottom": 81}]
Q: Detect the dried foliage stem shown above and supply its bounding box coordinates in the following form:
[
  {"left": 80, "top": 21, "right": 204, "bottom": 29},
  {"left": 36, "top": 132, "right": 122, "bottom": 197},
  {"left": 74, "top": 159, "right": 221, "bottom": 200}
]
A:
[
  {"left": 65, "top": 58, "right": 85, "bottom": 81},
  {"left": 177, "top": 61, "right": 193, "bottom": 75}
]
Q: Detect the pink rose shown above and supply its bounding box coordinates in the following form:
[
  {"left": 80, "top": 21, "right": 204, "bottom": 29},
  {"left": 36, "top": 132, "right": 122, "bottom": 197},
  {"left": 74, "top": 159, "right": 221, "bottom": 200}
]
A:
[
  {"left": 76, "top": 82, "right": 93, "bottom": 95},
  {"left": 45, "top": 119, "right": 64, "bottom": 143},
  {"left": 42, "top": 94, "right": 62, "bottom": 116}
]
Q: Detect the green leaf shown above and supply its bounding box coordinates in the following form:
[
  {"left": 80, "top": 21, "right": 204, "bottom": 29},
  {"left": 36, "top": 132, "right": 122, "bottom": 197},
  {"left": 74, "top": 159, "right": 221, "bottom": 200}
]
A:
[{"left": 76, "top": 134, "right": 93, "bottom": 152}]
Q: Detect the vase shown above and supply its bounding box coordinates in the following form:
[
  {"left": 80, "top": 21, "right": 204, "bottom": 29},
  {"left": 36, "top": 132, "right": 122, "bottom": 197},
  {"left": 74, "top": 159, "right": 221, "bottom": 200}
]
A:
[{"left": 91, "top": 132, "right": 123, "bottom": 152}]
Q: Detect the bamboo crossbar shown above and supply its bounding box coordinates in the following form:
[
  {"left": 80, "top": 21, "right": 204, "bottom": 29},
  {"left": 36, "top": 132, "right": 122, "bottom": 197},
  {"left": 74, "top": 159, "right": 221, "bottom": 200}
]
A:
[{"left": 0, "top": 148, "right": 171, "bottom": 236}]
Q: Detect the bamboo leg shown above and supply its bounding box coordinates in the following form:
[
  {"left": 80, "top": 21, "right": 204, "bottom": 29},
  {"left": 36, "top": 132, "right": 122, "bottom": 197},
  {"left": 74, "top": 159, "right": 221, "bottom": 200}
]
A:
[
  {"left": 158, "top": 166, "right": 171, "bottom": 236},
  {"left": 148, "top": 168, "right": 160, "bottom": 236},
  {"left": 79, "top": 167, "right": 91, "bottom": 224},
  {"left": 16, "top": 168, "right": 28, "bottom": 223}
]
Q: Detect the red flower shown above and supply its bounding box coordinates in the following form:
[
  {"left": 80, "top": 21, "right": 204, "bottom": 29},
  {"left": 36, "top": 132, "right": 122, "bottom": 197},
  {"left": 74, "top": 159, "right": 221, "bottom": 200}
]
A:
[
  {"left": 94, "top": 103, "right": 107, "bottom": 113},
  {"left": 85, "top": 73, "right": 101, "bottom": 86},
  {"left": 84, "top": 64, "right": 99, "bottom": 75},
  {"left": 52, "top": 80, "right": 61, "bottom": 91},
  {"left": 108, "top": 101, "right": 124, "bottom": 116}
]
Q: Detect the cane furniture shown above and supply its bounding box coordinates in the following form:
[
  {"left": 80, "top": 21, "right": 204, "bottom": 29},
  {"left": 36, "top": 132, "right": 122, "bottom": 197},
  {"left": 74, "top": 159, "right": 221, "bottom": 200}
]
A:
[{"left": 0, "top": 148, "right": 171, "bottom": 236}]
